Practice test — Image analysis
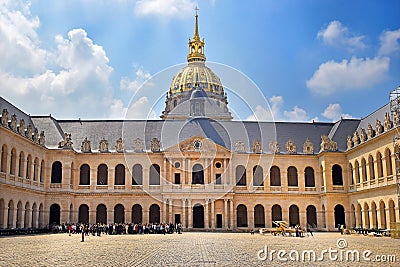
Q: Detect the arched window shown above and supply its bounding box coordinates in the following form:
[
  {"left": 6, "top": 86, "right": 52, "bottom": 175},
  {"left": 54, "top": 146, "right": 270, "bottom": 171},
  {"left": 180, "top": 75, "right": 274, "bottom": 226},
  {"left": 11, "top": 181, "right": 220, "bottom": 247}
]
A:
[
  {"left": 385, "top": 148, "right": 393, "bottom": 176},
  {"left": 51, "top": 161, "right": 62, "bottom": 183},
  {"left": 10, "top": 148, "right": 16, "bottom": 175},
  {"left": 114, "top": 204, "right": 125, "bottom": 223},
  {"left": 33, "top": 158, "right": 39, "bottom": 181},
  {"left": 149, "top": 204, "right": 160, "bottom": 223},
  {"left": 96, "top": 204, "right": 107, "bottom": 224},
  {"left": 97, "top": 164, "right": 108, "bottom": 185},
  {"left": 354, "top": 160, "right": 360, "bottom": 183},
  {"left": 270, "top": 166, "right": 281, "bottom": 186},
  {"left": 253, "top": 165, "right": 263, "bottom": 186},
  {"left": 306, "top": 205, "right": 317, "bottom": 228},
  {"left": 271, "top": 204, "right": 282, "bottom": 226},
  {"left": 332, "top": 164, "right": 343, "bottom": 185},
  {"left": 361, "top": 158, "right": 367, "bottom": 181},
  {"left": 115, "top": 164, "right": 125, "bottom": 185},
  {"left": 18, "top": 152, "right": 24, "bottom": 177},
  {"left": 132, "top": 164, "right": 143, "bottom": 185},
  {"left": 132, "top": 204, "right": 142, "bottom": 224},
  {"left": 348, "top": 163, "right": 354, "bottom": 185},
  {"left": 78, "top": 204, "right": 89, "bottom": 224},
  {"left": 26, "top": 154, "right": 32, "bottom": 179},
  {"left": 235, "top": 165, "right": 246, "bottom": 186},
  {"left": 289, "top": 205, "right": 300, "bottom": 226},
  {"left": 304, "top": 167, "right": 315, "bottom": 187},
  {"left": 79, "top": 164, "right": 90, "bottom": 185},
  {"left": 192, "top": 164, "right": 204, "bottom": 184},
  {"left": 40, "top": 160, "right": 45, "bottom": 183},
  {"left": 1, "top": 144, "right": 7, "bottom": 173},
  {"left": 287, "top": 166, "right": 298, "bottom": 186},
  {"left": 376, "top": 152, "right": 383, "bottom": 178},
  {"left": 150, "top": 164, "right": 160, "bottom": 185},
  {"left": 334, "top": 204, "right": 346, "bottom": 228},
  {"left": 236, "top": 204, "right": 248, "bottom": 227},
  {"left": 49, "top": 203, "right": 61, "bottom": 225},
  {"left": 368, "top": 155, "right": 375, "bottom": 180}
]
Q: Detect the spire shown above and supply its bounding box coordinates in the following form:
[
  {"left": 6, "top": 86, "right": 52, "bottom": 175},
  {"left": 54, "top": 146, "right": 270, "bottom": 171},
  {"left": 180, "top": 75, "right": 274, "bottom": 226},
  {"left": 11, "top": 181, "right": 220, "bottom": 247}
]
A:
[{"left": 187, "top": 6, "right": 206, "bottom": 63}]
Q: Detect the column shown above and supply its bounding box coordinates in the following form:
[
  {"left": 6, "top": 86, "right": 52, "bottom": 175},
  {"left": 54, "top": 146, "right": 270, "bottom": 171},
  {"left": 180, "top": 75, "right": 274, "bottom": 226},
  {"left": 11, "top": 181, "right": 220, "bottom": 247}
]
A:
[
  {"left": 1, "top": 206, "right": 8, "bottom": 229},
  {"left": 300, "top": 210, "right": 307, "bottom": 227},
  {"left": 162, "top": 200, "right": 166, "bottom": 223},
  {"left": 224, "top": 199, "right": 228, "bottom": 229},
  {"left": 107, "top": 209, "right": 114, "bottom": 224},
  {"left": 168, "top": 199, "right": 173, "bottom": 223},
  {"left": 12, "top": 207, "right": 17, "bottom": 228},
  {"left": 265, "top": 205, "right": 270, "bottom": 227},
  {"left": 182, "top": 160, "right": 186, "bottom": 184},
  {"left": 126, "top": 166, "right": 132, "bottom": 190},
  {"left": 385, "top": 208, "right": 391, "bottom": 229},
  {"left": 204, "top": 159, "right": 209, "bottom": 184},
  {"left": 205, "top": 200, "right": 209, "bottom": 229},
  {"left": 126, "top": 209, "right": 132, "bottom": 224},
  {"left": 211, "top": 200, "right": 215, "bottom": 229},
  {"left": 187, "top": 159, "right": 191, "bottom": 185},
  {"left": 362, "top": 208, "right": 368, "bottom": 228},
  {"left": 188, "top": 199, "right": 192, "bottom": 228},
  {"left": 182, "top": 199, "right": 186, "bottom": 228},
  {"left": 89, "top": 210, "right": 96, "bottom": 224},
  {"left": 377, "top": 208, "right": 383, "bottom": 229},
  {"left": 223, "top": 159, "right": 227, "bottom": 185},
  {"left": 248, "top": 208, "right": 254, "bottom": 230},
  {"left": 26, "top": 209, "right": 32, "bottom": 228},
  {"left": 90, "top": 167, "right": 97, "bottom": 190},
  {"left": 108, "top": 167, "right": 115, "bottom": 190},
  {"left": 229, "top": 199, "right": 234, "bottom": 229},
  {"left": 20, "top": 208, "right": 25, "bottom": 228},
  {"left": 143, "top": 208, "right": 149, "bottom": 224}
]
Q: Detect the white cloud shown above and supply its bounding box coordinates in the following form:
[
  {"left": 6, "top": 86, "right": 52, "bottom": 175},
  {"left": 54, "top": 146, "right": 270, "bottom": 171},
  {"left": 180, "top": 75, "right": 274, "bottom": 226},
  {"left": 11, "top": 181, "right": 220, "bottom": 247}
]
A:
[
  {"left": 284, "top": 106, "right": 308, "bottom": 122},
  {"left": 322, "top": 103, "right": 353, "bottom": 121},
  {"left": 120, "top": 67, "right": 151, "bottom": 92},
  {"left": 126, "top": 96, "right": 157, "bottom": 119},
  {"left": 317, "top": 20, "right": 365, "bottom": 51},
  {"left": 378, "top": 29, "right": 400, "bottom": 55},
  {"left": 109, "top": 99, "right": 128, "bottom": 119},
  {"left": 135, "top": 0, "right": 196, "bottom": 18},
  {"left": 306, "top": 56, "right": 389, "bottom": 95}
]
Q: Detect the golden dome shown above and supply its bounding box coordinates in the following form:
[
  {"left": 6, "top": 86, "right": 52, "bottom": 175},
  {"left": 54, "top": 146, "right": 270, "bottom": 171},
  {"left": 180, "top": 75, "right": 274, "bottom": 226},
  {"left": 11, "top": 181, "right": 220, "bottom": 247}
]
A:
[{"left": 169, "top": 63, "right": 225, "bottom": 96}]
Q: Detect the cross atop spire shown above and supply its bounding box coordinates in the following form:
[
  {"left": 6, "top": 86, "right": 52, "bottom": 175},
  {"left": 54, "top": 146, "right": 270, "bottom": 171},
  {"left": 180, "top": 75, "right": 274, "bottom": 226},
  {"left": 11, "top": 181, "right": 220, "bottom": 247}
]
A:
[
  {"left": 187, "top": 6, "right": 206, "bottom": 63},
  {"left": 194, "top": 6, "right": 200, "bottom": 39}
]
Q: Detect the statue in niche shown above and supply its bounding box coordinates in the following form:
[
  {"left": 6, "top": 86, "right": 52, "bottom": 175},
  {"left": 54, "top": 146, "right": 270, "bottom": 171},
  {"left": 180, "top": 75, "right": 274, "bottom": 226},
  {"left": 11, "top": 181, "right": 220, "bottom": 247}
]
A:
[
  {"left": 234, "top": 141, "right": 245, "bottom": 153},
  {"left": 39, "top": 131, "right": 45, "bottom": 146},
  {"left": 384, "top": 112, "right": 392, "bottom": 131},
  {"left": 10, "top": 114, "right": 17, "bottom": 131},
  {"left": 269, "top": 141, "right": 279, "bottom": 153},
  {"left": 26, "top": 124, "right": 33, "bottom": 140},
  {"left": 81, "top": 137, "right": 91, "bottom": 153},
  {"left": 360, "top": 128, "right": 367, "bottom": 142},
  {"left": 151, "top": 138, "right": 160, "bottom": 152},
  {"left": 134, "top": 138, "right": 144, "bottom": 152},
  {"left": 33, "top": 128, "right": 39, "bottom": 143},
  {"left": 376, "top": 119, "right": 383, "bottom": 134},
  {"left": 99, "top": 139, "right": 109, "bottom": 152},
  {"left": 367, "top": 123, "right": 375, "bottom": 139},
  {"left": 252, "top": 140, "right": 262, "bottom": 153},
  {"left": 1, "top": 109, "right": 8, "bottom": 126},
  {"left": 320, "top": 135, "right": 337, "bottom": 152},
  {"left": 18, "top": 119, "right": 25, "bottom": 135},
  {"left": 347, "top": 135, "right": 353, "bottom": 150},
  {"left": 59, "top": 133, "right": 73, "bottom": 149},
  {"left": 116, "top": 138, "right": 124, "bottom": 152},
  {"left": 286, "top": 139, "right": 296, "bottom": 154},
  {"left": 353, "top": 131, "right": 360, "bottom": 146},
  {"left": 303, "top": 138, "right": 314, "bottom": 154},
  {"left": 394, "top": 110, "right": 400, "bottom": 126}
]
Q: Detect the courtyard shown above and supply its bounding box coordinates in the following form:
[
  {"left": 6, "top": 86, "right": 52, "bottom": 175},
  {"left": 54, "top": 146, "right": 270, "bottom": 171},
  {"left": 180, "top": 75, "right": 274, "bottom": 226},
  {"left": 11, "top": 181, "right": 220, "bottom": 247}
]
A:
[{"left": 0, "top": 232, "right": 399, "bottom": 266}]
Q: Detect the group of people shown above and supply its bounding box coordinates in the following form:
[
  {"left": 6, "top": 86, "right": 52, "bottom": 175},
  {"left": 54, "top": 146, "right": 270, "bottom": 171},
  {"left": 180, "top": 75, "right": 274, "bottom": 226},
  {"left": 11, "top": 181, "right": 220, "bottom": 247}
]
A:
[{"left": 51, "top": 222, "right": 184, "bottom": 237}]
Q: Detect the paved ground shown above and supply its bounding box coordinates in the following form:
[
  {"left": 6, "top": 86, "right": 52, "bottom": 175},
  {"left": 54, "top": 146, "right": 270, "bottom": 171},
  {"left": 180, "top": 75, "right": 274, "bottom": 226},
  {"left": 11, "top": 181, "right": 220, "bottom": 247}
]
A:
[{"left": 0, "top": 232, "right": 399, "bottom": 266}]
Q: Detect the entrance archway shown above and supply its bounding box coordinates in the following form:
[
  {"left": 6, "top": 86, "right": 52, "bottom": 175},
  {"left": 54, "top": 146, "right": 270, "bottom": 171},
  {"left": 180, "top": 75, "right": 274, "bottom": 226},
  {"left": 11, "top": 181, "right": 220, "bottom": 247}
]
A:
[
  {"left": 334, "top": 204, "right": 345, "bottom": 228},
  {"left": 78, "top": 204, "right": 89, "bottom": 224},
  {"left": 193, "top": 204, "right": 204, "bottom": 228},
  {"left": 114, "top": 204, "right": 125, "bottom": 223},
  {"left": 96, "top": 204, "right": 107, "bottom": 224},
  {"left": 49, "top": 204, "right": 60, "bottom": 225}
]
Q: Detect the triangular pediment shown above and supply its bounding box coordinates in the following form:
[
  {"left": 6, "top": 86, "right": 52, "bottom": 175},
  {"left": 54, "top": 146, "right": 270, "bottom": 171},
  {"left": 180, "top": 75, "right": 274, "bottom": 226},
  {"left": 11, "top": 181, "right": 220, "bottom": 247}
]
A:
[{"left": 164, "top": 136, "right": 231, "bottom": 154}]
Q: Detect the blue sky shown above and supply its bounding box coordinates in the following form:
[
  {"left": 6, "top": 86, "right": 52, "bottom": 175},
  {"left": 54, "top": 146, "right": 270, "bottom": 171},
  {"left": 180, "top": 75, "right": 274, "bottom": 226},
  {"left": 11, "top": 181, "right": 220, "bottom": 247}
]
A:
[{"left": 0, "top": 0, "right": 399, "bottom": 122}]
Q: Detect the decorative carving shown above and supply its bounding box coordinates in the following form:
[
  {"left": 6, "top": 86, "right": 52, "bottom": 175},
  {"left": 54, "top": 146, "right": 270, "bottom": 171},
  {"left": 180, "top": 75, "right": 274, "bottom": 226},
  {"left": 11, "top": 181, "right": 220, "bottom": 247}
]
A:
[
  {"left": 151, "top": 138, "right": 161, "bottom": 152},
  {"left": 59, "top": 133, "right": 73, "bottom": 149},
  {"left": 353, "top": 131, "right": 360, "bottom": 146},
  {"left": 252, "top": 140, "right": 262, "bottom": 153},
  {"left": 234, "top": 141, "right": 245, "bottom": 153},
  {"left": 394, "top": 111, "right": 400, "bottom": 126},
  {"left": 116, "top": 138, "right": 124, "bottom": 152},
  {"left": 18, "top": 119, "right": 25, "bottom": 135},
  {"left": 347, "top": 135, "right": 353, "bottom": 149},
  {"left": 134, "top": 138, "right": 144, "bottom": 152},
  {"left": 1, "top": 109, "right": 8, "bottom": 126},
  {"left": 320, "top": 135, "right": 337, "bottom": 152},
  {"left": 303, "top": 138, "right": 314, "bottom": 154},
  {"left": 269, "top": 141, "right": 279, "bottom": 153},
  {"left": 81, "top": 137, "right": 91, "bottom": 153},
  {"left": 376, "top": 119, "right": 383, "bottom": 134},
  {"left": 33, "top": 128, "right": 39, "bottom": 143},
  {"left": 10, "top": 114, "right": 17, "bottom": 131},
  {"left": 286, "top": 139, "right": 296, "bottom": 154},
  {"left": 39, "top": 131, "right": 45, "bottom": 146},
  {"left": 360, "top": 128, "right": 367, "bottom": 142},
  {"left": 384, "top": 112, "right": 392, "bottom": 131},
  {"left": 26, "top": 124, "right": 33, "bottom": 140},
  {"left": 367, "top": 124, "right": 375, "bottom": 139},
  {"left": 99, "top": 139, "right": 109, "bottom": 152}
]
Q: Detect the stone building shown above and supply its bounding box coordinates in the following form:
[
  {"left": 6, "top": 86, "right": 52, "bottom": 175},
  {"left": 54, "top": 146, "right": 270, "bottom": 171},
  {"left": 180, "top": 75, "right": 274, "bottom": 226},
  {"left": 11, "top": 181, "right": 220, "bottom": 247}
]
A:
[{"left": 0, "top": 12, "right": 399, "bottom": 231}]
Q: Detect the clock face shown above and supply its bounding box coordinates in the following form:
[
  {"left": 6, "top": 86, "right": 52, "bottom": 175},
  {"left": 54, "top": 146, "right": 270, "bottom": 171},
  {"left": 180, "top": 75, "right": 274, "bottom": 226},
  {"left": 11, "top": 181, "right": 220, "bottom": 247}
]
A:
[{"left": 193, "top": 140, "right": 202, "bottom": 149}]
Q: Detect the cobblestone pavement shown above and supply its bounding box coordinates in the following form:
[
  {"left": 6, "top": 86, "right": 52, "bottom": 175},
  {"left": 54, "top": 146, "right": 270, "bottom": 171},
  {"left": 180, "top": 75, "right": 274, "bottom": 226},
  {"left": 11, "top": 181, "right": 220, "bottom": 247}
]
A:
[{"left": 0, "top": 232, "right": 399, "bottom": 267}]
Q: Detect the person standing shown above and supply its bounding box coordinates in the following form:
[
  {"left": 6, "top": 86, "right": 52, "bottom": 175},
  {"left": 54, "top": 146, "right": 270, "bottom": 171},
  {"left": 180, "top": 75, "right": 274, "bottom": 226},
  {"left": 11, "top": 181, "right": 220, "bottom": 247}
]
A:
[{"left": 81, "top": 224, "right": 85, "bottom": 242}]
